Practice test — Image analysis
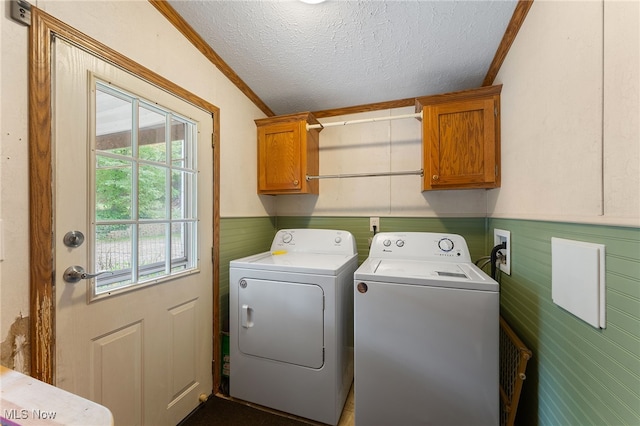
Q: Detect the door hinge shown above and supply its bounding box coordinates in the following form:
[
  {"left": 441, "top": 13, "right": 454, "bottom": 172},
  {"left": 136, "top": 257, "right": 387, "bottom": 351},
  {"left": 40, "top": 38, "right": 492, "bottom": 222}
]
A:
[
  {"left": 494, "top": 107, "right": 498, "bottom": 116},
  {"left": 495, "top": 165, "right": 499, "bottom": 176},
  {"left": 211, "top": 247, "right": 215, "bottom": 263},
  {"left": 211, "top": 133, "right": 215, "bottom": 149},
  {"left": 10, "top": 0, "right": 31, "bottom": 26}
]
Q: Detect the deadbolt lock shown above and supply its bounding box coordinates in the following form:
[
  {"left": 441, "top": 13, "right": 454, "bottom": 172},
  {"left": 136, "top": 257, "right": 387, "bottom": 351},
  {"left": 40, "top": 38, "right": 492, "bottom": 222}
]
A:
[{"left": 63, "top": 230, "right": 85, "bottom": 248}]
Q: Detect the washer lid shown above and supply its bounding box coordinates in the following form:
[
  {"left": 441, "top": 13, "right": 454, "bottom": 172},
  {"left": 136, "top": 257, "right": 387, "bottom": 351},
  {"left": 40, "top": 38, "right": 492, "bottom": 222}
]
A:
[
  {"left": 355, "top": 258, "right": 498, "bottom": 291},
  {"left": 230, "top": 251, "right": 357, "bottom": 275}
]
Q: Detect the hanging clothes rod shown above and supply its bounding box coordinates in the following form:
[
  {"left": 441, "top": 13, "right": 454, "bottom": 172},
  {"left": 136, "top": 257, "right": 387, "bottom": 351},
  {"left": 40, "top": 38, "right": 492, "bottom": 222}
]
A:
[
  {"left": 306, "top": 112, "right": 422, "bottom": 130},
  {"left": 306, "top": 169, "right": 423, "bottom": 181}
]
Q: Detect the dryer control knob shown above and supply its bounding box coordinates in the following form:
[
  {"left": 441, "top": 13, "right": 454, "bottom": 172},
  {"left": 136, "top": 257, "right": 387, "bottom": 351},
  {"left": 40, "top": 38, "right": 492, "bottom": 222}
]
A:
[
  {"left": 335, "top": 236, "right": 342, "bottom": 244},
  {"left": 383, "top": 239, "right": 392, "bottom": 247},
  {"left": 438, "top": 238, "right": 454, "bottom": 252},
  {"left": 396, "top": 240, "right": 405, "bottom": 247},
  {"left": 282, "top": 232, "right": 293, "bottom": 243}
]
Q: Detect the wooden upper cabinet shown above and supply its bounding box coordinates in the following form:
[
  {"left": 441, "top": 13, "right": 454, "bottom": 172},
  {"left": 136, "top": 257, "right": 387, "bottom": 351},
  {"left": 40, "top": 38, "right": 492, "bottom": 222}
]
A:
[
  {"left": 416, "top": 85, "right": 502, "bottom": 191},
  {"left": 255, "top": 112, "right": 321, "bottom": 195}
]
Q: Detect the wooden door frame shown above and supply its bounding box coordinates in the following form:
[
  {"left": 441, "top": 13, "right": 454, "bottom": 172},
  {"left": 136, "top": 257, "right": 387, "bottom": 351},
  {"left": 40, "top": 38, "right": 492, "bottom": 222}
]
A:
[{"left": 28, "top": 7, "right": 221, "bottom": 393}]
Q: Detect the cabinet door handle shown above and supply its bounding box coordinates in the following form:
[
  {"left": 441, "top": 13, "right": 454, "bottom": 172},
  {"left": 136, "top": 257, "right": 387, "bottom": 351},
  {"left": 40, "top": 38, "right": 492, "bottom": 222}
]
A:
[
  {"left": 293, "top": 179, "right": 299, "bottom": 185},
  {"left": 432, "top": 175, "right": 439, "bottom": 181}
]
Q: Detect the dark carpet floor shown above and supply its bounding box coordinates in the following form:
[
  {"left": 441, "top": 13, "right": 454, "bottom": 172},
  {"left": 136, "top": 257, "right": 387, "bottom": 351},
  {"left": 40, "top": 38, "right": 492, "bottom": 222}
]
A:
[{"left": 179, "top": 395, "right": 313, "bottom": 426}]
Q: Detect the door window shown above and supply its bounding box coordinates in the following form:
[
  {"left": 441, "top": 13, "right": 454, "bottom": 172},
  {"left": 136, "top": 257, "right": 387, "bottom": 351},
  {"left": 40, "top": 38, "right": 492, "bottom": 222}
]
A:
[{"left": 92, "top": 80, "right": 198, "bottom": 299}]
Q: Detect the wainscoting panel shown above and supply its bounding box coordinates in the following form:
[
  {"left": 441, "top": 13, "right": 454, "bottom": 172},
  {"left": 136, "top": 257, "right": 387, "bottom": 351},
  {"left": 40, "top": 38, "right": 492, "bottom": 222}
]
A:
[
  {"left": 489, "top": 219, "right": 640, "bottom": 425},
  {"left": 219, "top": 217, "right": 277, "bottom": 329}
]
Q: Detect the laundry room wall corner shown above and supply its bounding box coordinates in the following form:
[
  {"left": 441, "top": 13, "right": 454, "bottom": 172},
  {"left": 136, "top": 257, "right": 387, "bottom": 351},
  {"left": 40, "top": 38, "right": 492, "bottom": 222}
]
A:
[{"left": 219, "top": 217, "right": 277, "bottom": 331}]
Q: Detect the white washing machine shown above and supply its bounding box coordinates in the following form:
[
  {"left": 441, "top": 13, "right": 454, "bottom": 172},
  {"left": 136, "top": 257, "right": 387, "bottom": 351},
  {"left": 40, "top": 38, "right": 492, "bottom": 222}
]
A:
[
  {"left": 354, "top": 232, "right": 499, "bottom": 426},
  {"left": 229, "top": 229, "right": 358, "bottom": 425}
]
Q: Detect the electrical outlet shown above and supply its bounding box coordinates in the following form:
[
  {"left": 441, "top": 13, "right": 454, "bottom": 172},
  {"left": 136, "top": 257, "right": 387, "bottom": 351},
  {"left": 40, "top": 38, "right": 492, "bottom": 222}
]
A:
[
  {"left": 493, "top": 229, "right": 511, "bottom": 275},
  {"left": 369, "top": 217, "right": 380, "bottom": 232}
]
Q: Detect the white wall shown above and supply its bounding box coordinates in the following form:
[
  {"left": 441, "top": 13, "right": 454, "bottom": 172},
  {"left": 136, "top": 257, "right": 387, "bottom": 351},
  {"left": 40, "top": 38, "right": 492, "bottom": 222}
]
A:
[
  {"left": 276, "top": 107, "right": 488, "bottom": 217},
  {"left": 0, "top": 0, "right": 271, "bottom": 346},
  {"left": 1, "top": 0, "right": 32, "bottom": 349},
  {"left": 603, "top": 0, "right": 640, "bottom": 220},
  {"left": 488, "top": 0, "right": 639, "bottom": 227}
]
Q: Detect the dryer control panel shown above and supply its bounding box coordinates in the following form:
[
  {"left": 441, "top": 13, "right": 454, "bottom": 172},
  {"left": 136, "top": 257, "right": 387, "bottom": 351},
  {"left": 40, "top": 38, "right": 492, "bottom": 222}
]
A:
[
  {"left": 271, "top": 229, "right": 357, "bottom": 255},
  {"left": 370, "top": 232, "right": 472, "bottom": 262}
]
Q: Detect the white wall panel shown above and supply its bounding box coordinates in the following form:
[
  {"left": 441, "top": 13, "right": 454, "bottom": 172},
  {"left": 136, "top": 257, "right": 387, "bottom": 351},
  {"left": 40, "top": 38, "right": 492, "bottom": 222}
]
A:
[
  {"left": 603, "top": 0, "right": 639, "bottom": 221},
  {"left": 0, "top": 4, "right": 31, "bottom": 340},
  {"left": 276, "top": 108, "right": 488, "bottom": 217},
  {"left": 489, "top": 0, "right": 638, "bottom": 227},
  {"left": 489, "top": 1, "right": 605, "bottom": 222}
]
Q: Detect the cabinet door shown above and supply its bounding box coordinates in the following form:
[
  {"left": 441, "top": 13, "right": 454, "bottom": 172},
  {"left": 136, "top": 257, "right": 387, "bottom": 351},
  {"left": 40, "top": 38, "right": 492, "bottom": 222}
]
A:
[
  {"left": 257, "top": 122, "right": 303, "bottom": 192},
  {"left": 425, "top": 98, "right": 497, "bottom": 189}
]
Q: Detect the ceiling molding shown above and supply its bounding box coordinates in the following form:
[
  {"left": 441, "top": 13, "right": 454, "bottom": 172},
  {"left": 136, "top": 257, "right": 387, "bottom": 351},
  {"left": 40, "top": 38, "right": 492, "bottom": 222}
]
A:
[
  {"left": 311, "top": 97, "right": 416, "bottom": 119},
  {"left": 149, "top": 0, "right": 275, "bottom": 117},
  {"left": 483, "top": 0, "right": 534, "bottom": 86}
]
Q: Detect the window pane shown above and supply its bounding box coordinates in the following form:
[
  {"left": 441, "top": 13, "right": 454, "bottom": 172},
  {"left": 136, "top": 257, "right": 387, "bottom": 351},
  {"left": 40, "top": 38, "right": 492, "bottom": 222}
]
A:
[
  {"left": 96, "top": 156, "right": 132, "bottom": 221},
  {"left": 171, "top": 118, "right": 187, "bottom": 168},
  {"left": 171, "top": 222, "right": 186, "bottom": 262},
  {"left": 171, "top": 170, "right": 195, "bottom": 219},
  {"left": 139, "top": 105, "right": 167, "bottom": 163},
  {"left": 95, "top": 224, "right": 133, "bottom": 293},
  {"left": 96, "top": 87, "right": 133, "bottom": 157},
  {"left": 139, "top": 223, "right": 168, "bottom": 281},
  {"left": 139, "top": 164, "right": 168, "bottom": 220},
  {"left": 171, "top": 221, "right": 195, "bottom": 273}
]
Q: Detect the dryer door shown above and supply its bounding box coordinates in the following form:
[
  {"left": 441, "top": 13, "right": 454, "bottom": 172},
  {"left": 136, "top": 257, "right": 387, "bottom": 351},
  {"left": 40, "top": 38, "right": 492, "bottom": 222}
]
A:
[{"left": 238, "top": 278, "right": 324, "bottom": 368}]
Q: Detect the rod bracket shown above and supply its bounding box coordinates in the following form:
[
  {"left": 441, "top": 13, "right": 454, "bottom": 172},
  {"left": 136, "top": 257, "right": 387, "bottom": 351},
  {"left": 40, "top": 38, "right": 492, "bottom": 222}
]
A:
[{"left": 10, "top": 0, "right": 32, "bottom": 26}]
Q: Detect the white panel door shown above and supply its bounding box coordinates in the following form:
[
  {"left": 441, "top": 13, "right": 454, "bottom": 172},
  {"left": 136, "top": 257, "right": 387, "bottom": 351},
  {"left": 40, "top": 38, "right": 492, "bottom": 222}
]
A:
[{"left": 53, "top": 38, "right": 213, "bottom": 426}]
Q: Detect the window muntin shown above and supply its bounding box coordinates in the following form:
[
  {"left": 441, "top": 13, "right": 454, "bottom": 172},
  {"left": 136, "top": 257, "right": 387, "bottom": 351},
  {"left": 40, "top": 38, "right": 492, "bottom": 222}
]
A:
[{"left": 93, "top": 81, "right": 198, "bottom": 298}]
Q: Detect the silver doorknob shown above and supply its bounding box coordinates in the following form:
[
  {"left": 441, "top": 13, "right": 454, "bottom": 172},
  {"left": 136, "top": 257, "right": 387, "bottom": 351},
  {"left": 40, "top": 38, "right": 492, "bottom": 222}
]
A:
[{"left": 63, "top": 265, "right": 113, "bottom": 283}]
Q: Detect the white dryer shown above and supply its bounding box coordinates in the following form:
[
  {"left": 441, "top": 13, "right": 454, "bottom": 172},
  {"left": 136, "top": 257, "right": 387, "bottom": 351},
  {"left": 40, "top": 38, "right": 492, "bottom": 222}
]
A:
[
  {"left": 229, "top": 229, "right": 358, "bottom": 425},
  {"left": 354, "top": 232, "right": 499, "bottom": 426}
]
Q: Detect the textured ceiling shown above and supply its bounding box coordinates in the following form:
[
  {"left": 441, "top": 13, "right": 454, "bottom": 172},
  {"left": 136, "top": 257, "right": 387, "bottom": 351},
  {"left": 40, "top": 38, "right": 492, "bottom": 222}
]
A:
[{"left": 167, "top": 0, "right": 518, "bottom": 116}]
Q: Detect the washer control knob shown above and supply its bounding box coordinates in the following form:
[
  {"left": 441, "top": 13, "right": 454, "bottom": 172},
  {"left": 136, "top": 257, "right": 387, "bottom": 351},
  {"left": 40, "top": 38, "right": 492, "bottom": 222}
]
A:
[
  {"left": 396, "top": 240, "right": 405, "bottom": 247},
  {"left": 438, "top": 238, "right": 454, "bottom": 252},
  {"left": 335, "top": 236, "right": 342, "bottom": 244},
  {"left": 383, "top": 239, "right": 392, "bottom": 247},
  {"left": 282, "top": 232, "right": 293, "bottom": 244}
]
